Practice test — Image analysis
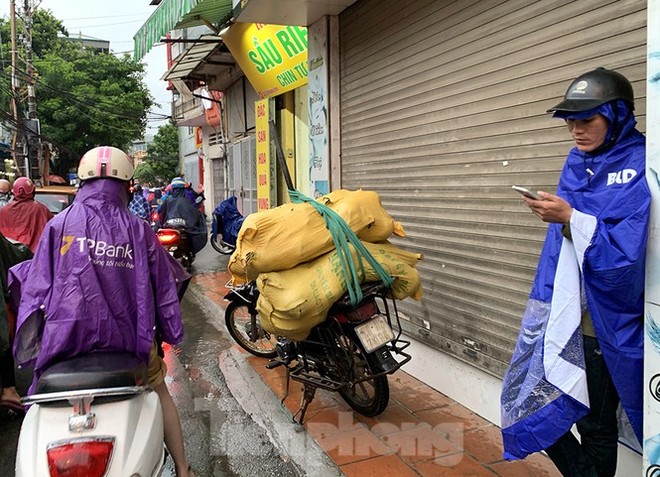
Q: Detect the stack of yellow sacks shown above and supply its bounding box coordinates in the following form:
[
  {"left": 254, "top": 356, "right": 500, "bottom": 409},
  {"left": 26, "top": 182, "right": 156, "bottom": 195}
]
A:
[{"left": 228, "top": 189, "right": 423, "bottom": 340}]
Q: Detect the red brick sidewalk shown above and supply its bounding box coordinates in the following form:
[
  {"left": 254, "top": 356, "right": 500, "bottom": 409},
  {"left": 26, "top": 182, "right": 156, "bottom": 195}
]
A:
[{"left": 192, "top": 272, "right": 560, "bottom": 477}]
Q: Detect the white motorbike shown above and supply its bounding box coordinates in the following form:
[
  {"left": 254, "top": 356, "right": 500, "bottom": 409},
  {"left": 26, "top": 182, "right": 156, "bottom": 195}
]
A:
[{"left": 15, "top": 351, "right": 166, "bottom": 477}]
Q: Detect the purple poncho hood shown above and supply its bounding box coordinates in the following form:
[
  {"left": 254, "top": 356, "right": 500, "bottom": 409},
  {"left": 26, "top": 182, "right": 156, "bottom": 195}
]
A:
[{"left": 10, "top": 179, "right": 185, "bottom": 388}]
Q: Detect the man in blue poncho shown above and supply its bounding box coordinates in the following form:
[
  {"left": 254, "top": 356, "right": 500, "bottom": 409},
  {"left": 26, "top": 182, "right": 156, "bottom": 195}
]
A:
[{"left": 500, "top": 68, "right": 650, "bottom": 476}]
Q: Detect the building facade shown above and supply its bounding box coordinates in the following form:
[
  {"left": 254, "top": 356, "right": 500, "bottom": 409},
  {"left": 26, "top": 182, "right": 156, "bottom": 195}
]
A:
[{"left": 135, "top": 0, "right": 651, "bottom": 472}]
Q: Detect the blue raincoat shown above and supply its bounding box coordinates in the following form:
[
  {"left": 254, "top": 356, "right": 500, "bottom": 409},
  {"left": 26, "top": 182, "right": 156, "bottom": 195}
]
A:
[
  {"left": 211, "top": 196, "right": 244, "bottom": 247},
  {"left": 9, "top": 179, "right": 185, "bottom": 391},
  {"left": 500, "top": 101, "right": 650, "bottom": 459}
]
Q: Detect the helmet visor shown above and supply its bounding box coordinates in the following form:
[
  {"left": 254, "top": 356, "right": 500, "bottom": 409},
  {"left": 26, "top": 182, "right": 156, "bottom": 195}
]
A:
[
  {"left": 551, "top": 106, "right": 601, "bottom": 120},
  {"left": 547, "top": 98, "right": 607, "bottom": 114}
]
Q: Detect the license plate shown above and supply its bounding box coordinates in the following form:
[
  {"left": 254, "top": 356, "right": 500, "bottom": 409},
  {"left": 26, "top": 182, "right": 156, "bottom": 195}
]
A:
[{"left": 355, "top": 314, "right": 395, "bottom": 353}]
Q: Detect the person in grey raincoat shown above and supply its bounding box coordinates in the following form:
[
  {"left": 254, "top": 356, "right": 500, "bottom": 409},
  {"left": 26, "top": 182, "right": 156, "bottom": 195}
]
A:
[{"left": 10, "top": 146, "right": 196, "bottom": 477}]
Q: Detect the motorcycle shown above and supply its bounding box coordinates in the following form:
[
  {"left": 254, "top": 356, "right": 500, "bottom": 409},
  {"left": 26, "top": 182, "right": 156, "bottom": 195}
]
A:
[
  {"left": 150, "top": 200, "right": 197, "bottom": 271},
  {"left": 156, "top": 220, "right": 195, "bottom": 272},
  {"left": 15, "top": 351, "right": 165, "bottom": 477},
  {"left": 225, "top": 280, "right": 412, "bottom": 423},
  {"left": 210, "top": 197, "right": 244, "bottom": 255}
]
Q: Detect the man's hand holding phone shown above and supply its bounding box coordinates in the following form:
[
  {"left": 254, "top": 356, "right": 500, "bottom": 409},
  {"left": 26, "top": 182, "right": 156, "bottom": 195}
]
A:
[
  {"left": 512, "top": 186, "right": 573, "bottom": 224},
  {"left": 512, "top": 185, "right": 542, "bottom": 200}
]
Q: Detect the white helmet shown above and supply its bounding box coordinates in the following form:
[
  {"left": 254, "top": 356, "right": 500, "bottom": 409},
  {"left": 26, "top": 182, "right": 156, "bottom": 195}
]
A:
[{"left": 77, "top": 146, "right": 134, "bottom": 181}]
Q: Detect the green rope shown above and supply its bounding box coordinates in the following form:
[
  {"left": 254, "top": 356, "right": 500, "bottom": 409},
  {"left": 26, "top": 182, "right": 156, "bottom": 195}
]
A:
[{"left": 288, "top": 189, "right": 394, "bottom": 306}]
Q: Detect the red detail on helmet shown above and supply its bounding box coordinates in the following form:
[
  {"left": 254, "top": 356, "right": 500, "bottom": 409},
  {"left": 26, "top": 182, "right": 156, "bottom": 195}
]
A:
[{"left": 13, "top": 177, "right": 35, "bottom": 198}]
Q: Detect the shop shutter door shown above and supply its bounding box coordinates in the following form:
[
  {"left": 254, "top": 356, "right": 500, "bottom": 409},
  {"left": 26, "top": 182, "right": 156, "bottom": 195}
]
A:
[
  {"left": 339, "top": 0, "right": 646, "bottom": 377},
  {"left": 211, "top": 157, "right": 226, "bottom": 207}
]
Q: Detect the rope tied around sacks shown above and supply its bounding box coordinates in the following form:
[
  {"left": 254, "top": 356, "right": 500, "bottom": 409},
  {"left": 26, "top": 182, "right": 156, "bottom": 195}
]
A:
[{"left": 288, "top": 189, "right": 393, "bottom": 306}]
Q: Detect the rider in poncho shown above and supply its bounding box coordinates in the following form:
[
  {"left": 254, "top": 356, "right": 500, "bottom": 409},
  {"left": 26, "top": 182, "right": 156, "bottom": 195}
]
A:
[{"left": 500, "top": 68, "right": 650, "bottom": 476}]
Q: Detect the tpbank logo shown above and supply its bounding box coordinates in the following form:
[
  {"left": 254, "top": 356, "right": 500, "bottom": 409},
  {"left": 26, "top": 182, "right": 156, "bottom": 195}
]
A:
[
  {"left": 607, "top": 168, "right": 637, "bottom": 186},
  {"left": 60, "top": 236, "right": 134, "bottom": 259}
]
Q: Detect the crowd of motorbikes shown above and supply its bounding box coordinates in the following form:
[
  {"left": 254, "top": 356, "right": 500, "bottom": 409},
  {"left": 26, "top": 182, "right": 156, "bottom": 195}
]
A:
[
  {"left": 12, "top": 189, "right": 413, "bottom": 475},
  {"left": 151, "top": 194, "right": 242, "bottom": 271}
]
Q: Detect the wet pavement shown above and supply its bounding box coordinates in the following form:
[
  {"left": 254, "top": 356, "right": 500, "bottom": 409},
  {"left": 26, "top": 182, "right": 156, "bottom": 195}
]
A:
[
  {"left": 163, "top": 278, "right": 303, "bottom": 477},
  {"left": 190, "top": 271, "right": 561, "bottom": 477}
]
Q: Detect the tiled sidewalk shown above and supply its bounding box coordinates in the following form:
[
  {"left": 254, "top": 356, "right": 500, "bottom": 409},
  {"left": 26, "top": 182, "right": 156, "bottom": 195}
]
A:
[{"left": 193, "top": 272, "right": 560, "bottom": 477}]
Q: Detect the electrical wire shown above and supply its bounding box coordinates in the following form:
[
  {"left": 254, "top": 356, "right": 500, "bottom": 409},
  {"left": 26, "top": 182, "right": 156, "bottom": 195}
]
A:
[
  {"left": 0, "top": 79, "right": 156, "bottom": 150},
  {"left": 0, "top": 30, "right": 171, "bottom": 122},
  {"left": 0, "top": 9, "right": 163, "bottom": 158},
  {"left": 0, "top": 105, "right": 77, "bottom": 159},
  {"left": 0, "top": 67, "right": 171, "bottom": 123}
]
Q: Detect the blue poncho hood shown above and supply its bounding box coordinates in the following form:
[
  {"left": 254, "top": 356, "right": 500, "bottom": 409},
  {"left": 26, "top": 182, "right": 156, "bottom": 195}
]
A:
[
  {"left": 10, "top": 179, "right": 187, "bottom": 391},
  {"left": 501, "top": 100, "right": 650, "bottom": 458}
]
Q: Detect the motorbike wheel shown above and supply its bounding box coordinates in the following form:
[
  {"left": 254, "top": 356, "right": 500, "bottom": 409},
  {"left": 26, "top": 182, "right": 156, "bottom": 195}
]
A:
[
  {"left": 225, "top": 301, "right": 277, "bottom": 358},
  {"left": 210, "top": 235, "right": 235, "bottom": 255},
  {"left": 337, "top": 335, "right": 389, "bottom": 417}
]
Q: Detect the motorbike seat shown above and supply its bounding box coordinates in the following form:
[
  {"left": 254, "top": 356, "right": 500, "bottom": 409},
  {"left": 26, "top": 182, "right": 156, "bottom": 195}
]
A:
[{"left": 35, "top": 352, "right": 148, "bottom": 395}]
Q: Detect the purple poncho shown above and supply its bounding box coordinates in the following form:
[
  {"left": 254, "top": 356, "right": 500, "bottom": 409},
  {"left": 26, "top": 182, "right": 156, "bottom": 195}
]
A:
[{"left": 10, "top": 179, "right": 185, "bottom": 390}]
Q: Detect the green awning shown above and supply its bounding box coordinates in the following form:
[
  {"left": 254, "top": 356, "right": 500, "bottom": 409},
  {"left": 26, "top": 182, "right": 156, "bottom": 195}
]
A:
[{"left": 133, "top": 0, "right": 233, "bottom": 60}]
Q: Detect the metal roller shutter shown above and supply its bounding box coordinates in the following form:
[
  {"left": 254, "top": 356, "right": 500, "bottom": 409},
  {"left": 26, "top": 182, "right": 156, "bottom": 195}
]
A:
[{"left": 339, "top": 0, "right": 646, "bottom": 377}]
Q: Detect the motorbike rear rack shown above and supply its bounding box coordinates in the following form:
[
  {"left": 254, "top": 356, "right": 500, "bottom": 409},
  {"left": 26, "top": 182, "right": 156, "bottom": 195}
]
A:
[
  {"left": 22, "top": 386, "right": 150, "bottom": 406},
  {"left": 23, "top": 386, "right": 151, "bottom": 432}
]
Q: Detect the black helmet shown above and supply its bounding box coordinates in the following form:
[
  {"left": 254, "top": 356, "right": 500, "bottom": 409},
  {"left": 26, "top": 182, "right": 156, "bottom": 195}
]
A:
[{"left": 547, "top": 67, "right": 634, "bottom": 114}]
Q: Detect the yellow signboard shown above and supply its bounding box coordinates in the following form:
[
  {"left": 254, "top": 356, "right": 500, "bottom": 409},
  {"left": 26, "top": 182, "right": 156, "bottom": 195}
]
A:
[
  {"left": 255, "top": 98, "right": 271, "bottom": 210},
  {"left": 223, "top": 23, "right": 308, "bottom": 99}
]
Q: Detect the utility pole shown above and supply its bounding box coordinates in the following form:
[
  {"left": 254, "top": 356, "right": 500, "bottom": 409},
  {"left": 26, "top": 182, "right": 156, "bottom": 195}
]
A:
[
  {"left": 23, "top": 0, "right": 36, "bottom": 120},
  {"left": 9, "top": 0, "right": 22, "bottom": 179},
  {"left": 22, "top": 0, "right": 40, "bottom": 181},
  {"left": 8, "top": 0, "right": 39, "bottom": 181}
]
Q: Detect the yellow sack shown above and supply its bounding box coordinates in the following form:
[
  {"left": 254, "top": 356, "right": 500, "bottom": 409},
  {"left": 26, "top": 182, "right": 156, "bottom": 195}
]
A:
[
  {"left": 319, "top": 189, "right": 406, "bottom": 242},
  {"left": 228, "top": 189, "right": 404, "bottom": 283},
  {"left": 227, "top": 201, "right": 374, "bottom": 283},
  {"left": 256, "top": 241, "right": 423, "bottom": 340}
]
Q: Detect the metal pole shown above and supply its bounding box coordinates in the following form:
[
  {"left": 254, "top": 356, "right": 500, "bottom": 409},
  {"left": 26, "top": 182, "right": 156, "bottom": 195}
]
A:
[
  {"left": 23, "top": 0, "right": 36, "bottom": 120},
  {"left": 23, "top": 0, "right": 38, "bottom": 181},
  {"left": 9, "top": 0, "right": 21, "bottom": 177},
  {"left": 269, "top": 120, "right": 294, "bottom": 191}
]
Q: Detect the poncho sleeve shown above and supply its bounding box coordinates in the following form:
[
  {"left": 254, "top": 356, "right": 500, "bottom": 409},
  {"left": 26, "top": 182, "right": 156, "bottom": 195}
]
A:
[
  {"left": 9, "top": 223, "right": 57, "bottom": 366},
  {"left": 147, "top": 233, "right": 186, "bottom": 345}
]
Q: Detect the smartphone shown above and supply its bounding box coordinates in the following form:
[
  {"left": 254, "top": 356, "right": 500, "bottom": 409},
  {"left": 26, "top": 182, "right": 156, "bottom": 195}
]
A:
[{"left": 512, "top": 185, "right": 541, "bottom": 200}]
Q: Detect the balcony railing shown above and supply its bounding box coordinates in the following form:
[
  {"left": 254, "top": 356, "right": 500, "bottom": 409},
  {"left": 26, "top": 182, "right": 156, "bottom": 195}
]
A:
[{"left": 172, "top": 95, "right": 204, "bottom": 125}]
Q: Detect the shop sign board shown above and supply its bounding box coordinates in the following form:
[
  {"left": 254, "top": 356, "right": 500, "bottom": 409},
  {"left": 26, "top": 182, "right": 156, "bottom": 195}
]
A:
[
  {"left": 255, "top": 98, "right": 271, "bottom": 210},
  {"left": 223, "top": 22, "right": 309, "bottom": 99}
]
